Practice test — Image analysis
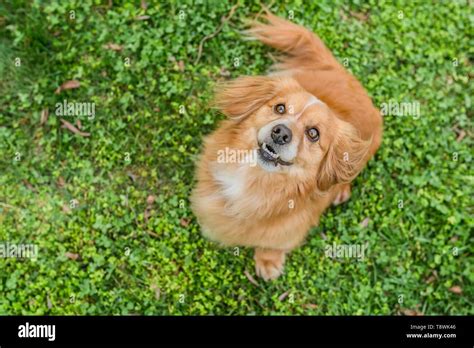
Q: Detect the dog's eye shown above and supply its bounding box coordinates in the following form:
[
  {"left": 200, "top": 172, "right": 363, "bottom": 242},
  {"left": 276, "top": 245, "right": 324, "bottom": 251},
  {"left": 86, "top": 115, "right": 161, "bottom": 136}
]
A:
[
  {"left": 274, "top": 103, "right": 286, "bottom": 115},
  {"left": 306, "top": 127, "right": 320, "bottom": 142}
]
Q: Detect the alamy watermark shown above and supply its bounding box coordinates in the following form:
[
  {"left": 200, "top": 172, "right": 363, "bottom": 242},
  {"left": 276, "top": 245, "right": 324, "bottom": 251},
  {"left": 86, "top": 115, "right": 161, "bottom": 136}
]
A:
[
  {"left": 55, "top": 99, "right": 95, "bottom": 120},
  {"left": 324, "top": 242, "right": 368, "bottom": 261},
  {"left": 0, "top": 242, "right": 38, "bottom": 258},
  {"left": 217, "top": 147, "right": 257, "bottom": 167},
  {"left": 380, "top": 100, "right": 420, "bottom": 119}
]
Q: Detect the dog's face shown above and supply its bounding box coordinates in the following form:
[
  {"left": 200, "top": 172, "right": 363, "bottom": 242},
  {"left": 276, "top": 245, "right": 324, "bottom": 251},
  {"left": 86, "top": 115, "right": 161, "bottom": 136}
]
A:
[{"left": 215, "top": 76, "right": 371, "bottom": 191}]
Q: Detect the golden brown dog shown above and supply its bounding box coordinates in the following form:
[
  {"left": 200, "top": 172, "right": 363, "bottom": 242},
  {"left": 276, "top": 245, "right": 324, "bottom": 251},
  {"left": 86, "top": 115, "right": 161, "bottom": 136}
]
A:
[{"left": 191, "top": 12, "right": 383, "bottom": 280}]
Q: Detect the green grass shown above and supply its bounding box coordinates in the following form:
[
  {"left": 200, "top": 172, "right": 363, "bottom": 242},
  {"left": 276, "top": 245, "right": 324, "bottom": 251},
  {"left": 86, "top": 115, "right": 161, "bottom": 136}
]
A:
[{"left": 0, "top": 0, "right": 472, "bottom": 315}]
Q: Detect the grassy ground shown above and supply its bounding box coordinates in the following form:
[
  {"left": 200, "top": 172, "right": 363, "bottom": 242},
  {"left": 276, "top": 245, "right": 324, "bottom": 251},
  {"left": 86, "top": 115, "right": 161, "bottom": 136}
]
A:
[{"left": 0, "top": 0, "right": 472, "bottom": 315}]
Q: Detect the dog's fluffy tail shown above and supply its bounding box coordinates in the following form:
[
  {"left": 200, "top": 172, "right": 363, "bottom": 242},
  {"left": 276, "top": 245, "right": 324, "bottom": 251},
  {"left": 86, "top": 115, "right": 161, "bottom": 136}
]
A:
[{"left": 247, "top": 11, "right": 340, "bottom": 72}]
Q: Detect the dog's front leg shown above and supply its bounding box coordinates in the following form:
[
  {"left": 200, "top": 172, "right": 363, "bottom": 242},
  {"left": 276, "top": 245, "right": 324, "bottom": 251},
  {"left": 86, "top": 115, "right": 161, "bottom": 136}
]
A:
[{"left": 254, "top": 248, "right": 287, "bottom": 281}]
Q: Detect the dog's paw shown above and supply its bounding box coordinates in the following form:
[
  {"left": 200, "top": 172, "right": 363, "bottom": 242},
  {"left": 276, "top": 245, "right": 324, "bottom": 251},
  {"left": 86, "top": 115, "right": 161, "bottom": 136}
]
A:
[
  {"left": 254, "top": 248, "right": 286, "bottom": 281},
  {"left": 332, "top": 183, "right": 351, "bottom": 206}
]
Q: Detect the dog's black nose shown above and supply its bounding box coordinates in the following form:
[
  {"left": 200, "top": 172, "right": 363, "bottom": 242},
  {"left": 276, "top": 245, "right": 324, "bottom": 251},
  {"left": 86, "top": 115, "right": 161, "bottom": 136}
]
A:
[{"left": 271, "top": 124, "right": 292, "bottom": 145}]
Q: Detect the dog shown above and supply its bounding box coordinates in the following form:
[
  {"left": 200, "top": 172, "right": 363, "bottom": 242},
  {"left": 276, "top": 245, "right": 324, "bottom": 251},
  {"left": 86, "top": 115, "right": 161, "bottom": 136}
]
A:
[{"left": 191, "top": 11, "right": 383, "bottom": 281}]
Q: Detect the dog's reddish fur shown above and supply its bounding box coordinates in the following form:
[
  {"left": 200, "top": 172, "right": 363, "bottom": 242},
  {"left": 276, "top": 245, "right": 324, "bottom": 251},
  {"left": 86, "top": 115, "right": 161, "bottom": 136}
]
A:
[{"left": 191, "top": 12, "right": 383, "bottom": 280}]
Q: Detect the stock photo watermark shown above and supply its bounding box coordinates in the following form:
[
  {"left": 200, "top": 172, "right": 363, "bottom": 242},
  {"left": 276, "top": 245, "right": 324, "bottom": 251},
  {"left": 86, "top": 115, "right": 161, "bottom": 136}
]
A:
[
  {"left": 0, "top": 242, "right": 38, "bottom": 259},
  {"left": 217, "top": 147, "right": 257, "bottom": 167},
  {"left": 380, "top": 100, "right": 420, "bottom": 119},
  {"left": 324, "top": 242, "right": 369, "bottom": 261},
  {"left": 55, "top": 99, "right": 96, "bottom": 120}
]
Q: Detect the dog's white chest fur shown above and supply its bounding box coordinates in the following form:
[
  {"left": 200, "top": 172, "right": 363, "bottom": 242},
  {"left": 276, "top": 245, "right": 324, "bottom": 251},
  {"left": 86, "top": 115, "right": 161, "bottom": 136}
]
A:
[{"left": 212, "top": 164, "right": 247, "bottom": 201}]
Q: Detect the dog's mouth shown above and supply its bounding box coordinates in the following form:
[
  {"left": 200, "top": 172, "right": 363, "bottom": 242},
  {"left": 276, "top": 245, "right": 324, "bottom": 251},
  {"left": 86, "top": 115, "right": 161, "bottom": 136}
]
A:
[{"left": 258, "top": 142, "right": 293, "bottom": 167}]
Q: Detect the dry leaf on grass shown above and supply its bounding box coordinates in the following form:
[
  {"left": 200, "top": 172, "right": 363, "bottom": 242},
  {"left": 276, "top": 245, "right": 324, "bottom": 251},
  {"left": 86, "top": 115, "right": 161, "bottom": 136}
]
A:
[
  {"left": 449, "top": 286, "right": 462, "bottom": 294},
  {"left": 146, "top": 195, "right": 155, "bottom": 205},
  {"left": 57, "top": 176, "right": 65, "bottom": 188},
  {"left": 60, "top": 119, "right": 90, "bottom": 137},
  {"left": 55, "top": 80, "right": 80, "bottom": 94},
  {"left": 244, "top": 270, "right": 260, "bottom": 287},
  {"left": 456, "top": 130, "right": 466, "bottom": 142},
  {"left": 424, "top": 270, "right": 438, "bottom": 284},
  {"left": 40, "top": 108, "right": 49, "bottom": 125},
  {"left": 127, "top": 172, "right": 137, "bottom": 183},
  {"left": 103, "top": 42, "right": 123, "bottom": 51},
  {"left": 47, "top": 294, "right": 53, "bottom": 309},
  {"left": 452, "top": 125, "right": 468, "bottom": 142},
  {"left": 150, "top": 284, "right": 161, "bottom": 300},
  {"left": 400, "top": 308, "right": 423, "bottom": 316},
  {"left": 302, "top": 303, "right": 318, "bottom": 310},
  {"left": 135, "top": 15, "right": 150, "bottom": 20},
  {"left": 65, "top": 252, "right": 79, "bottom": 260},
  {"left": 278, "top": 291, "right": 289, "bottom": 301},
  {"left": 339, "top": 9, "right": 349, "bottom": 21},
  {"left": 144, "top": 207, "right": 152, "bottom": 223},
  {"left": 146, "top": 230, "right": 159, "bottom": 238},
  {"left": 360, "top": 217, "right": 370, "bottom": 228},
  {"left": 144, "top": 195, "right": 155, "bottom": 222},
  {"left": 350, "top": 11, "right": 369, "bottom": 22},
  {"left": 180, "top": 218, "right": 190, "bottom": 227},
  {"left": 23, "top": 179, "right": 37, "bottom": 192},
  {"left": 219, "top": 67, "right": 230, "bottom": 77}
]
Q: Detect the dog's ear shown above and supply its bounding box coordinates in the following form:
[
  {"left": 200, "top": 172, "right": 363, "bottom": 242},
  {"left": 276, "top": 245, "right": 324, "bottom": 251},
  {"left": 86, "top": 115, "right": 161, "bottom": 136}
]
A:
[
  {"left": 317, "top": 120, "right": 371, "bottom": 192},
  {"left": 214, "top": 76, "right": 277, "bottom": 120}
]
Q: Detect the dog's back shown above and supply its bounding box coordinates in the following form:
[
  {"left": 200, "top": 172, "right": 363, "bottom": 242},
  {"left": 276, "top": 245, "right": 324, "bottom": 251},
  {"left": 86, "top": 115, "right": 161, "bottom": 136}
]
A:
[{"left": 249, "top": 12, "right": 383, "bottom": 159}]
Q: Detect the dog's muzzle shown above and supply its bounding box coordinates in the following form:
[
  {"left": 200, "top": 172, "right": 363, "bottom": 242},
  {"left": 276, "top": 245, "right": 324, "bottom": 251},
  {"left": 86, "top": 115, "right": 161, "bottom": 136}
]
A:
[{"left": 258, "top": 123, "right": 294, "bottom": 167}]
